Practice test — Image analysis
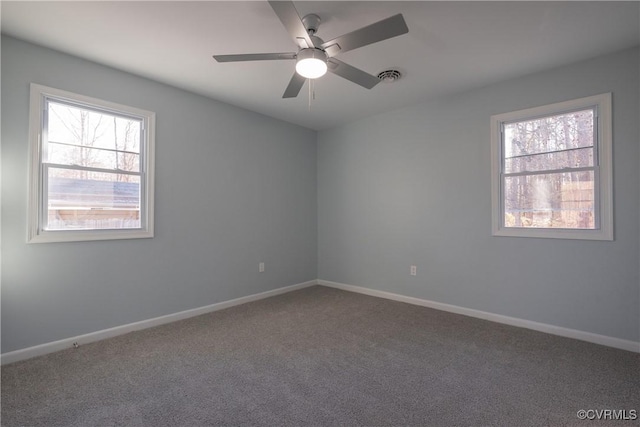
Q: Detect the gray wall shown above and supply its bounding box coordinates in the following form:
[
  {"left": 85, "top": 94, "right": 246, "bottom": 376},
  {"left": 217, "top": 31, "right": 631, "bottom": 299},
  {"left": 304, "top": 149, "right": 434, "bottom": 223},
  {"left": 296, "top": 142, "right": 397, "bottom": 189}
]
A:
[
  {"left": 1, "top": 36, "right": 318, "bottom": 353},
  {"left": 318, "top": 48, "right": 639, "bottom": 342}
]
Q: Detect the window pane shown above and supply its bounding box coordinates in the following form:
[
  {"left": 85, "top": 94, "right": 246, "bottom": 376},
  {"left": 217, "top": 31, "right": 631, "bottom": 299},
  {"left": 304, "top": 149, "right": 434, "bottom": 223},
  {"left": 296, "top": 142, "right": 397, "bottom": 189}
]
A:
[
  {"left": 504, "top": 109, "right": 594, "bottom": 159},
  {"left": 504, "top": 171, "right": 595, "bottom": 229},
  {"left": 505, "top": 146, "right": 593, "bottom": 173},
  {"left": 46, "top": 167, "right": 141, "bottom": 230},
  {"left": 47, "top": 101, "right": 141, "bottom": 163}
]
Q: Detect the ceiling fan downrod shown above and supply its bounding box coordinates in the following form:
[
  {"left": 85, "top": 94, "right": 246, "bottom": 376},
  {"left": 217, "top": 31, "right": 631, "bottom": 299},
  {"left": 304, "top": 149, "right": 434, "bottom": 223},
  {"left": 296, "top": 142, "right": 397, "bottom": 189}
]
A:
[{"left": 302, "top": 14, "right": 321, "bottom": 36}]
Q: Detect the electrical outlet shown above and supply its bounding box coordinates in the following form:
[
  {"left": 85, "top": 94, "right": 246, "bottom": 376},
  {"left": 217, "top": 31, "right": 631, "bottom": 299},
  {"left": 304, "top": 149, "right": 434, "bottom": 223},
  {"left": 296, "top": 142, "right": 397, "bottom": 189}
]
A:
[
  {"left": 410, "top": 265, "right": 417, "bottom": 276},
  {"left": 259, "top": 262, "right": 265, "bottom": 273}
]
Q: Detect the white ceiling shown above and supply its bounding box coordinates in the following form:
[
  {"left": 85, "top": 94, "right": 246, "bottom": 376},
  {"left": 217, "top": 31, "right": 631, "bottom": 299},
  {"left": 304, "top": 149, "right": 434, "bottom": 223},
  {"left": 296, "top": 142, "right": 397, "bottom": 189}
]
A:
[{"left": 2, "top": 1, "right": 639, "bottom": 130}]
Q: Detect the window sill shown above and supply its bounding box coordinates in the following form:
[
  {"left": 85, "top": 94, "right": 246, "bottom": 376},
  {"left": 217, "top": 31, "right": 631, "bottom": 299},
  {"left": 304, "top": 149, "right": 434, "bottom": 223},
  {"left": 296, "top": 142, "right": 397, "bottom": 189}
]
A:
[
  {"left": 492, "top": 226, "right": 613, "bottom": 241},
  {"left": 28, "top": 229, "right": 154, "bottom": 244}
]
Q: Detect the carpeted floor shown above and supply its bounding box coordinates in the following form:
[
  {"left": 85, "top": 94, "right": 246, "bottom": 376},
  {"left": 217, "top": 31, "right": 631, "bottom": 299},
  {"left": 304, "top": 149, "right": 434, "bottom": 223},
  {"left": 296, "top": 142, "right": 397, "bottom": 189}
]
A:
[{"left": 1, "top": 285, "right": 638, "bottom": 426}]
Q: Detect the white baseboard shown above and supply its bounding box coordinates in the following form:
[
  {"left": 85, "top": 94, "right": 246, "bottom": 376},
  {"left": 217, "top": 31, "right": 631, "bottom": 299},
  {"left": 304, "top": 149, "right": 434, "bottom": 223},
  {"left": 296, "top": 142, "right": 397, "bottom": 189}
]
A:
[
  {"left": 1, "top": 280, "right": 317, "bottom": 365},
  {"left": 318, "top": 280, "right": 640, "bottom": 353}
]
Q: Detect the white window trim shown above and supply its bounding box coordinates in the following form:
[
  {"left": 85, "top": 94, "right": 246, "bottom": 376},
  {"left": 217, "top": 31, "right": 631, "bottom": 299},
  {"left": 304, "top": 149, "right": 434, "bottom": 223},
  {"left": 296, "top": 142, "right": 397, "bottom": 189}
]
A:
[
  {"left": 490, "top": 93, "right": 613, "bottom": 241},
  {"left": 27, "top": 83, "right": 156, "bottom": 243}
]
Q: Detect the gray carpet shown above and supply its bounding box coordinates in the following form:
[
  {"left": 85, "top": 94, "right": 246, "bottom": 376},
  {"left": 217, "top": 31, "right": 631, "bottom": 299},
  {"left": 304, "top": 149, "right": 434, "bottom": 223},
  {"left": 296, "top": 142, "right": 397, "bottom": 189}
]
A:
[{"left": 1, "top": 285, "right": 638, "bottom": 426}]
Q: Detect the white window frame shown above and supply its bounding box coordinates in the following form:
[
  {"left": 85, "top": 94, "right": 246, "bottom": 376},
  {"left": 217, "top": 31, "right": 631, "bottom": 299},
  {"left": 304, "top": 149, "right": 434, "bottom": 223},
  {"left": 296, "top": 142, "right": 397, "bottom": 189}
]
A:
[
  {"left": 490, "top": 93, "right": 613, "bottom": 240},
  {"left": 27, "top": 83, "right": 156, "bottom": 243}
]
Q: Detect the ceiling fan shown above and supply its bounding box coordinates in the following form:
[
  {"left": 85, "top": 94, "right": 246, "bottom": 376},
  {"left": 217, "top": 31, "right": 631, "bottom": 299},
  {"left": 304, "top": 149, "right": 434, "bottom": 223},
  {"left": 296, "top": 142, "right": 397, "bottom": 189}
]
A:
[{"left": 213, "top": 1, "right": 409, "bottom": 98}]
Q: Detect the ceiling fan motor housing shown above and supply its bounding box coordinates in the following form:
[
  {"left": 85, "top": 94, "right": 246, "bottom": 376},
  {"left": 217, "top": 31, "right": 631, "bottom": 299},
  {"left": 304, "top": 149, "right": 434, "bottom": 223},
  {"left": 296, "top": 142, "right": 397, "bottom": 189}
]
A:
[{"left": 297, "top": 48, "right": 328, "bottom": 63}]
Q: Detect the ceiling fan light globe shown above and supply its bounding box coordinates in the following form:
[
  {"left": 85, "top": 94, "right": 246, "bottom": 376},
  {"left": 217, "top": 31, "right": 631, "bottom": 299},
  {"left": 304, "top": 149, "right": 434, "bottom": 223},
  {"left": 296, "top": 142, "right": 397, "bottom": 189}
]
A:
[
  {"left": 296, "top": 58, "right": 327, "bottom": 79},
  {"left": 295, "top": 48, "right": 328, "bottom": 79}
]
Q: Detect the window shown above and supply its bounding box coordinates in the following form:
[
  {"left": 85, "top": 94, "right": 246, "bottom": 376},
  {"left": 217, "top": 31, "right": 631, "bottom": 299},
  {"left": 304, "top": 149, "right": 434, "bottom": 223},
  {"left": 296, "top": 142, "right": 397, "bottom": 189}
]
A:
[
  {"left": 28, "top": 84, "right": 155, "bottom": 243},
  {"left": 491, "top": 93, "right": 612, "bottom": 240}
]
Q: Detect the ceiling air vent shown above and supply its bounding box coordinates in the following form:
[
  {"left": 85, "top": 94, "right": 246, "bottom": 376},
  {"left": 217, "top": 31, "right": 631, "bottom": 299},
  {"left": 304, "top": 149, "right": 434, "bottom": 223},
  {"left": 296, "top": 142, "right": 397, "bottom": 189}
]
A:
[{"left": 377, "top": 69, "right": 402, "bottom": 83}]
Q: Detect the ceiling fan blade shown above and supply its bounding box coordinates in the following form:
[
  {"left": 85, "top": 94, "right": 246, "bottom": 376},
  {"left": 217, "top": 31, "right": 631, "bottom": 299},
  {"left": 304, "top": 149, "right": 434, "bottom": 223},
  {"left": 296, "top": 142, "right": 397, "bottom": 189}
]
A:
[
  {"left": 213, "top": 52, "right": 297, "bottom": 62},
  {"left": 321, "top": 14, "right": 408, "bottom": 57},
  {"left": 327, "top": 59, "right": 380, "bottom": 89},
  {"left": 268, "top": 1, "right": 315, "bottom": 49},
  {"left": 282, "top": 72, "right": 306, "bottom": 98}
]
